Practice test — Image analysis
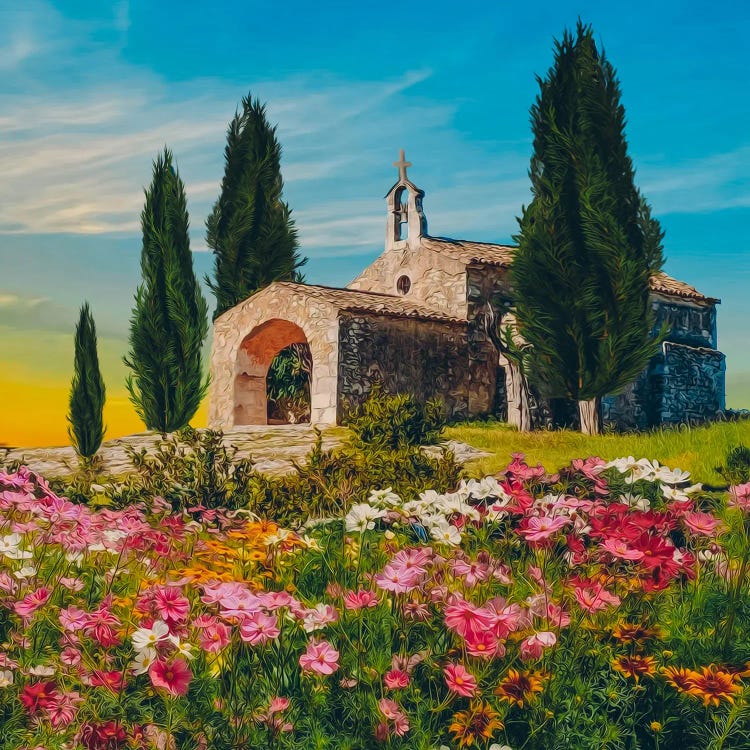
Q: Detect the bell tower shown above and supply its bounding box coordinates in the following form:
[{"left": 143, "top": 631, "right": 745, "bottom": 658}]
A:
[{"left": 384, "top": 150, "right": 428, "bottom": 251}]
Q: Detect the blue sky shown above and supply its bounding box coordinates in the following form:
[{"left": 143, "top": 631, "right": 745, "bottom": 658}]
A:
[{"left": 1, "top": 0, "right": 749, "bottom": 444}]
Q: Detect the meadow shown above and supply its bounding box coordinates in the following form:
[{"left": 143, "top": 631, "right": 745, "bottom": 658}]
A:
[{"left": 449, "top": 419, "right": 750, "bottom": 485}]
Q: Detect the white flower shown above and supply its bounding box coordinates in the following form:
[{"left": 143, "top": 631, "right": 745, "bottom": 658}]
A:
[
  {"left": 344, "top": 503, "right": 387, "bottom": 533},
  {"left": 435, "top": 493, "right": 480, "bottom": 522},
  {"left": 605, "top": 456, "right": 641, "bottom": 474},
  {"left": 464, "top": 476, "right": 505, "bottom": 500},
  {"left": 0, "top": 669, "right": 13, "bottom": 688},
  {"left": 65, "top": 551, "right": 84, "bottom": 565},
  {"left": 300, "top": 535, "right": 322, "bottom": 551},
  {"left": 429, "top": 520, "right": 462, "bottom": 546},
  {"left": 417, "top": 489, "right": 445, "bottom": 509},
  {"left": 131, "top": 620, "right": 170, "bottom": 653},
  {"left": 167, "top": 634, "right": 195, "bottom": 659},
  {"left": 0, "top": 533, "right": 32, "bottom": 560},
  {"left": 654, "top": 465, "right": 691, "bottom": 485},
  {"left": 130, "top": 647, "right": 157, "bottom": 676},
  {"left": 13, "top": 565, "right": 36, "bottom": 579},
  {"left": 368, "top": 487, "right": 402, "bottom": 507},
  {"left": 27, "top": 664, "right": 55, "bottom": 677},
  {"left": 623, "top": 495, "right": 651, "bottom": 511},
  {"left": 265, "top": 528, "right": 293, "bottom": 546}
]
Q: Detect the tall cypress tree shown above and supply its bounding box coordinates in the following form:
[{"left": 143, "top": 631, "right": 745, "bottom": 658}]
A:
[
  {"left": 206, "top": 94, "right": 306, "bottom": 320},
  {"left": 512, "top": 22, "right": 665, "bottom": 435},
  {"left": 124, "top": 148, "right": 209, "bottom": 433},
  {"left": 67, "top": 302, "right": 106, "bottom": 458}
]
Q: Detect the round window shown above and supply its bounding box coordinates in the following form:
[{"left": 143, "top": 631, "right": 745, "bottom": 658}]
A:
[{"left": 396, "top": 275, "right": 411, "bottom": 295}]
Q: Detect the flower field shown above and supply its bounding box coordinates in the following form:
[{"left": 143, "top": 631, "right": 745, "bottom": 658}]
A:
[{"left": 1, "top": 455, "right": 750, "bottom": 749}]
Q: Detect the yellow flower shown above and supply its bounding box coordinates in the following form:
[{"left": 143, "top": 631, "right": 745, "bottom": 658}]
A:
[
  {"left": 685, "top": 665, "right": 743, "bottom": 707},
  {"left": 494, "top": 669, "right": 545, "bottom": 708},
  {"left": 449, "top": 701, "right": 503, "bottom": 748},
  {"left": 612, "top": 655, "right": 656, "bottom": 682},
  {"left": 650, "top": 721, "right": 663, "bottom": 733}
]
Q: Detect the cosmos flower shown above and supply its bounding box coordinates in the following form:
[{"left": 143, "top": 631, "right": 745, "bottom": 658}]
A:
[
  {"left": 149, "top": 658, "right": 192, "bottom": 697},
  {"left": 299, "top": 640, "right": 340, "bottom": 675},
  {"left": 443, "top": 662, "right": 478, "bottom": 697}
]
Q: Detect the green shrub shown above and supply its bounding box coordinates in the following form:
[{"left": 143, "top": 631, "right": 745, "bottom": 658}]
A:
[
  {"left": 716, "top": 444, "right": 750, "bottom": 485},
  {"left": 51, "top": 427, "right": 259, "bottom": 512},
  {"left": 345, "top": 384, "right": 446, "bottom": 450},
  {"left": 247, "top": 429, "right": 464, "bottom": 527}
]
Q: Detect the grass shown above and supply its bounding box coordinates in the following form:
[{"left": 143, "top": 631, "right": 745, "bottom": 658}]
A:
[{"left": 445, "top": 418, "right": 750, "bottom": 485}]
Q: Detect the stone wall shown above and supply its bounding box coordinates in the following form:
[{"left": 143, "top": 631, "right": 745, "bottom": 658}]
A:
[
  {"left": 347, "top": 241, "right": 468, "bottom": 319},
  {"left": 660, "top": 341, "right": 726, "bottom": 425},
  {"left": 602, "top": 366, "right": 661, "bottom": 431},
  {"left": 651, "top": 296, "right": 717, "bottom": 349},
  {"left": 336, "top": 313, "right": 471, "bottom": 421}
]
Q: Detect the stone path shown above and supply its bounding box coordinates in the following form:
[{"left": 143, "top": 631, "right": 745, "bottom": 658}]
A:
[{"left": 1, "top": 426, "right": 489, "bottom": 480}]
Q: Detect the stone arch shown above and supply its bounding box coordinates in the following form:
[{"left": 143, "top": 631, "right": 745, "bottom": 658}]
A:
[{"left": 234, "top": 319, "right": 310, "bottom": 425}]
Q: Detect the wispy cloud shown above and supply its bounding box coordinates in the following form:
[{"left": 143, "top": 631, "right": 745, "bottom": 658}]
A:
[{"left": 638, "top": 145, "right": 750, "bottom": 215}]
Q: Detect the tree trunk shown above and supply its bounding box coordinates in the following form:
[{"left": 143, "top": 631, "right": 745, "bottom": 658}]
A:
[
  {"left": 578, "top": 397, "right": 602, "bottom": 435},
  {"left": 506, "top": 361, "right": 532, "bottom": 432}
]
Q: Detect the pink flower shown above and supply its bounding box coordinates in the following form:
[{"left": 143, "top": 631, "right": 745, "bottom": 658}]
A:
[
  {"left": 14, "top": 587, "right": 50, "bottom": 619},
  {"left": 443, "top": 662, "right": 478, "bottom": 697},
  {"left": 59, "top": 606, "right": 88, "bottom": 632},
  {"left": 384, "top": 669, "right": 410, "bottom": 689},
  {"left": 82, "top": 603, "right": 121, "bottom": 647},
  {"left": 268, "top": 696, "right": 290, "bottom": 714},
  {"left": 153, "top": 586, "right": 190, "bottom": 627},
  {"left": 517, "top": 515, "right": 570, "bottom": 543},
  {"left": 444, "top": 598, "right": 496, "bottom": 639},
  {"left": 683, "top": 512, "right": 723, "bottom": 536},
  {"left": 59, "top": 647, "right": 82, "bottom": 666},
  {"left": 374, "top": 564, "right": 422, "bottom": 594},
  {"left": 199, "top": 622, "right": 231, "bottom": 653},
  {"left": 573, "top": 584, "right": 621, "bottom": 613},
  {"left": 450, "top": 557, "right": 491, "bottom": 587},
  {"left": 44, "top": 690, "right": 82, "bottom": 728},
  {"left": 343, "top": 589, "right": 379, "bottom": 610},
  {"left": 149, "top": 658, "right": 192, "bottom": 697},
  {"left": 729, "top": 483, "right": 750, "bottom": 512},
  {"left": 300, "top": 603, "right": 339, "bottom": 632},
  {"left": 464, "top": 629, "right": 502, "bottom": 659},
  {"left": 520, "top": 631, "right": 557, "bottom": 660},
  {"left": 299, "top": 640, "right": 340, "bottom": 675},
  {"left": 239, "top": 611, "right": 280, "bottom": 645},
  {"left": 601, "top": 538, "right": 645, "bottom": 561}
]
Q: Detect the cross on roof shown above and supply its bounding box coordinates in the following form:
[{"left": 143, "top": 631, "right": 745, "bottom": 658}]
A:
[{"left": 393, "top": 149, "right": 412, "bottom": 183}]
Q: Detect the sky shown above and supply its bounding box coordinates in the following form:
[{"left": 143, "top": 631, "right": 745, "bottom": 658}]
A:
[{"left": 1, "top": 0, "right": 748, "bottom": 448}]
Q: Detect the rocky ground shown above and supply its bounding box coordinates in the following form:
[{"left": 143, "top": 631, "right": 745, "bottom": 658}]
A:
[{"left": 1, "top": 425, "right": 490, "bottom": 480}]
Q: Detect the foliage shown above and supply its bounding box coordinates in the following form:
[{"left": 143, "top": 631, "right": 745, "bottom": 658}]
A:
[
  {"left": 345, "top": 384, "right": 446, "bottom": 451},
  {"left": 206, "top": 94, "right": 306, "bottom": 321},
  {"left": 124, "top": 148, "right": 210, "bottom": 433},
  {"left": 267, "top": 344, "right": 311, "bottom": 423},
  {"left": 104, "top": 426, "right": 258, "bottom": 513},
  {"left": 67, "top": 302, "right": 106, "bottom": 459},
  {"left": 512, "top": 22, "right": 665, "bottom": 411},
  {"left": 716, "top": 445, "right": 750, "bottom": 486},
  {"left": 248, "top": 429, "right": 463, "bottom": 527},
  {"left": 2, "top": 456, "right": 750, "bottom": 749}
]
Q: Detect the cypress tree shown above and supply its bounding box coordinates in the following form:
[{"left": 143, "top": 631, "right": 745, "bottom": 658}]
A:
[
  {"left": 67, "top": 302, "right": 106, "bottom": 458},
  {"left": 124, "top": 148, "right": 209, "bottom": 433},
  {"left": 512, "top": 21, "right": 665, "bottom": 435},
  {"left": 206, "top": 94, "right": 306, "bottom": 320}
]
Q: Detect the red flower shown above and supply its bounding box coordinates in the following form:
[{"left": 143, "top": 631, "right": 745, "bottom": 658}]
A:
[
  {"left": 149, "top": 658, "right": 192, "bottom": 697},
  {"left": 77, "top": 721, "right": 128, "bottom": 750},
  {"left": 20, "top": 680, "right": 57, "bottom": 714}
]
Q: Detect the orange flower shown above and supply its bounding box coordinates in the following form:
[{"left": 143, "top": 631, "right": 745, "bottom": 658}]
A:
[
  {"left": 661, "top": 666, "right": 695, "bottom": 693},
  {"left": 612, "top": 622, "right": 665, "bottom": 646},
  {"left": 494, "top": 669, "right": 545, "bottom": 708},
  {"left": 448, "top": 701, "right": 504, "bottom": 748},
  {"left": 612, "top": 655, "right": 656, "bottom": 682},
  {"left": 685, "top": 665, "right": 743, "bottom": 707}
]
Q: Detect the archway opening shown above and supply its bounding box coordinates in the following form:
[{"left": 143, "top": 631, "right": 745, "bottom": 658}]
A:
[
  {"left": 266, "top": 343, "right": 312, "bottom": 424},
  {"left": 234, "top": 319, "right": 310, "bottom": 426}
]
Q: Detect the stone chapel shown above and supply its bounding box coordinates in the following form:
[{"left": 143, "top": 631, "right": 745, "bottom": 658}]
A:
[{"left": 208, "top": 152, "right": 726, "bottom": 431}]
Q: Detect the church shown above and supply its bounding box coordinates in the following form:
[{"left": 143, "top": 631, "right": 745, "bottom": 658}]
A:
[{"left": 208, "top": 152, "right": 726, "bottom": 431}]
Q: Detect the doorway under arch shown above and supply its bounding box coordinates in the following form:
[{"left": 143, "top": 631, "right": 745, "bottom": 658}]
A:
[{"left": 234, "top": 319, "right": 311, "bottom": 425}]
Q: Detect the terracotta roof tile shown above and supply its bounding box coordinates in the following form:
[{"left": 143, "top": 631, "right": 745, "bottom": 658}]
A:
[
  {"left": 421, "top": 235, "right": 517, "bottom": 267},
  {"left": 422, "top": 236, "right": 716, "bottom": 304},
  {"left": 271, "top": 282, "right": 464, "bottom": 323}
]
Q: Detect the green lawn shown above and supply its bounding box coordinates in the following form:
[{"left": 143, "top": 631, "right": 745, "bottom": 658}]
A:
[{"left": 445, "top": 419, "right": 750, "bottom": 484}]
